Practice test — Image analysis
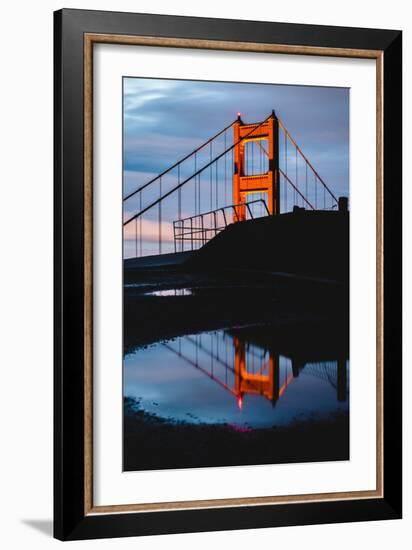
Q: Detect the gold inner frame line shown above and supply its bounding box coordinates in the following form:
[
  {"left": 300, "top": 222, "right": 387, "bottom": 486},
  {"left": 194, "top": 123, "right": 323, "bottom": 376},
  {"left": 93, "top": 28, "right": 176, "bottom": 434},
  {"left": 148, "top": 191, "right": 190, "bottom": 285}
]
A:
[{"left": 83, "top": 33, "right": 384, "bottom": 515}]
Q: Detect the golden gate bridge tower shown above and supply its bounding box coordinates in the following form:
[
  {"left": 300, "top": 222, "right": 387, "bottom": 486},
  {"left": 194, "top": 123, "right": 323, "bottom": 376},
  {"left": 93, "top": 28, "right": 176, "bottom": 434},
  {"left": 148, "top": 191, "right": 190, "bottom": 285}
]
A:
[{"left": 233, "top": 111, "right": 280, "bottom": 220}]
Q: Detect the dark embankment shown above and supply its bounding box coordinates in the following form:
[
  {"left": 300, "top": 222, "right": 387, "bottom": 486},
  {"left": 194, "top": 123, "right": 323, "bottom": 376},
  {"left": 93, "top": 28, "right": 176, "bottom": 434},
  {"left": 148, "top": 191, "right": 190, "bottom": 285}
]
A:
[
  {"left": 123, "top": 270, "right": 348, "bottom": 351},
  {"left": 123, "top": 397, "right": 349, "bottom": 471},
  {"left": 187, "top": 210, "right": 349, "bottom": 282}
]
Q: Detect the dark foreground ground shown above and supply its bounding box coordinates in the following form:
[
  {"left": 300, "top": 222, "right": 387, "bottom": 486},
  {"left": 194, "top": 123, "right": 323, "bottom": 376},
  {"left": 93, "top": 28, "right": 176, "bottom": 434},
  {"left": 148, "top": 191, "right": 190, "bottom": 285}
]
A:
[
  {"left": 124, "top": 267, "right": 348, "bottom": 352},
  {"left": 124, "top": 397, "right": 349, "bottom": 471},
  {"left": 123, "top": 211, "right": 349, "bottom": 471},
  {"left": 123, "top": 268, "right": 349, "bottom": 471}
]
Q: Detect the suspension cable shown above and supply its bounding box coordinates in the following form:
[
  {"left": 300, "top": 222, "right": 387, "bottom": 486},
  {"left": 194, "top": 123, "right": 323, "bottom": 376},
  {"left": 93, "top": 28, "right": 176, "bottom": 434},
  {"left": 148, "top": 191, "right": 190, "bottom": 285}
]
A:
[{"left": 123, "top": 119, "right": 237, "bottom": 202}]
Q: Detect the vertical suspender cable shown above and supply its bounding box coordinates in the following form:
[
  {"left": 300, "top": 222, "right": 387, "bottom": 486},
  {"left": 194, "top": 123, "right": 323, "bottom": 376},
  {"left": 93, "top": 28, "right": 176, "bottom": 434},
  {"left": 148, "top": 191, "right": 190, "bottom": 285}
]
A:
[
  {"left": 194, "top": 152, "right": 197, "bottom": 217},
  {"left": 198, "top": 156, "right": 201, "bottom": 216},
  {"left": 210, "top": 142, "right": 213, "bottom": 210},
  {"left": 305, "top": 162, "right": 308, "bottom": 208},
  {"left": 158, "top": 176, "right": 162, "bottom": 254},
  {"left": 295, "top": 147, "right": 298, "bottom": 207},
  {"left": 285, "top": 131, "right": 288, "bottom": 213},
  {"left": 135, "top": 217, "right": 138, "bottom": 258},
  {"left": 215, "top": 160, "right": 218, "bottom": 209},
  {"left": 224, "top": 132, "right": 227, "bottom": 207},
  {"left": 139, "top": 192, "right": 142, "bottom": 256},
  {"left": 177, "top": 165, "right": 182, "bottom": 251},
  {"left": 178, "top": 165, "right": 181, "bottom": 220}
]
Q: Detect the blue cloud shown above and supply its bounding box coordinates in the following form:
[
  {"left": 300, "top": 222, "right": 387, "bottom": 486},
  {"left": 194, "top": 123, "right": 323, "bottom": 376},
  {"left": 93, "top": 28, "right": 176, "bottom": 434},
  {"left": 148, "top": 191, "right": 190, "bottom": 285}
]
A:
[{"left": 123, "top": 77, "right": 349, "bottom": 201}]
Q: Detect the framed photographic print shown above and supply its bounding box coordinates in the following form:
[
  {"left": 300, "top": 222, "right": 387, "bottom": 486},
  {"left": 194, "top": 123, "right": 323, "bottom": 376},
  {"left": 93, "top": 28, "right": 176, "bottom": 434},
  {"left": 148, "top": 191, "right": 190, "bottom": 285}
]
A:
[{"left": 54, "top": 8, "right": 402, "bottom": 540}]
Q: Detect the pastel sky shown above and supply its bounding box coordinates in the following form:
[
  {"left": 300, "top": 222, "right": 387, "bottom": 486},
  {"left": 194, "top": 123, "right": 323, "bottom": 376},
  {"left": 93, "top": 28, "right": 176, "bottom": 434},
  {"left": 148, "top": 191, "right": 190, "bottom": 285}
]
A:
[
  {"left": 124, "top": 77, "right": 349, "bottom": 195},
  {"left": 123, "top": 77, "right": 349, "bottom": 256}
]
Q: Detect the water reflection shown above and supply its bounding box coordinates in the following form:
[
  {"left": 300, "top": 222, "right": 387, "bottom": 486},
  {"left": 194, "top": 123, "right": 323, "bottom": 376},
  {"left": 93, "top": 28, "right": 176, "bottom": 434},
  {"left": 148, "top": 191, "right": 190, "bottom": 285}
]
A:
[
  {"left": 146, "top": 288, "right": 193, "bottom": 297},
  {"left": 124, "top": 325, "right": 349, "bottom": 428}
]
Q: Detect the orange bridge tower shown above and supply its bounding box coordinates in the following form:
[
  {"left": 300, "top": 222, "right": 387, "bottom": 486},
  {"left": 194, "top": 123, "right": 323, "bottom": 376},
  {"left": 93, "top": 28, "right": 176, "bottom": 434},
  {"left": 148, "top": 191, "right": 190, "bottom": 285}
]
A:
[{"left": 233, "top": 110, "right": 280, "bottom": 220}]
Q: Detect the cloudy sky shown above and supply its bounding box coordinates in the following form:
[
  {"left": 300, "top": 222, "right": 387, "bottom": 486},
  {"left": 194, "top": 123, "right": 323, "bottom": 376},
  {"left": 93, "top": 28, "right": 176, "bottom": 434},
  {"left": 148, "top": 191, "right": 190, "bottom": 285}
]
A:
[{"left": 123, "top": 77, "right": 349, "bottom": 256}]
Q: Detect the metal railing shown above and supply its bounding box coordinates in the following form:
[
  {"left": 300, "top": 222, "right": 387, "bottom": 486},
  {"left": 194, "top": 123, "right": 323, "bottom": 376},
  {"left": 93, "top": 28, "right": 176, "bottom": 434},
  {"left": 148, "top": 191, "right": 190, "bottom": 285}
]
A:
[{"left": 173, "top": 199, "right": 270, "bottom": 252}]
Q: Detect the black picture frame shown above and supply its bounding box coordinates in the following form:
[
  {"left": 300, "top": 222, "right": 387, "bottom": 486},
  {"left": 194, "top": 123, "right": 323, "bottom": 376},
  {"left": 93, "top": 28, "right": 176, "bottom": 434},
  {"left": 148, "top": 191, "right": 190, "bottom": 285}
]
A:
[{"left": 54, "top": 8, "right": 402, "bottom": 541}]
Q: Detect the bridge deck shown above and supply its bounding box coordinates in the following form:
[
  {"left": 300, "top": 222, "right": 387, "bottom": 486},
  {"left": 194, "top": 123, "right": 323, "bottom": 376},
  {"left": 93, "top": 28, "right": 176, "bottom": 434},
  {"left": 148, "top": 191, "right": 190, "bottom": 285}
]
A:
[{"left": 124, "top": 250, "right": 194, "bottom": 270}]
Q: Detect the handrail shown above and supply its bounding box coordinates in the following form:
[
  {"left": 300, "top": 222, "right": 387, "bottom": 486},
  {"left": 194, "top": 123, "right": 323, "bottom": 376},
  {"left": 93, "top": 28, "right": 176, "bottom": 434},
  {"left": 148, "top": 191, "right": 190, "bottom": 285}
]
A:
[
  {"left": 173, "top": 199, "right": 269, "bottom": 251},
  {"left": 173, "top": 199, "right": 269, "bottom": 226}
]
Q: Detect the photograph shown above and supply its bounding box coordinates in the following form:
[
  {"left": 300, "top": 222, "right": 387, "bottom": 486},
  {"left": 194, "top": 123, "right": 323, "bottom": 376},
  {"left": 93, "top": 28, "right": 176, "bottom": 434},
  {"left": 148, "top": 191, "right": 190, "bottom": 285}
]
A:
[{"left": 122, "top": 77, "right": 350, "bottom": 471}]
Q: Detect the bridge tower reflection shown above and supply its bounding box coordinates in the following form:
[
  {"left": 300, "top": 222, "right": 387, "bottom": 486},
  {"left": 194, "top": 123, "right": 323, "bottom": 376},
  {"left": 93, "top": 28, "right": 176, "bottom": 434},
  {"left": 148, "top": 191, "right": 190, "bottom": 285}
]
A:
[
  {"left": 164, "top": 329, "right": 347, "bottom": 409},
  {"left": 233, "top": 336, "right": 295, "bottom": 408}
]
